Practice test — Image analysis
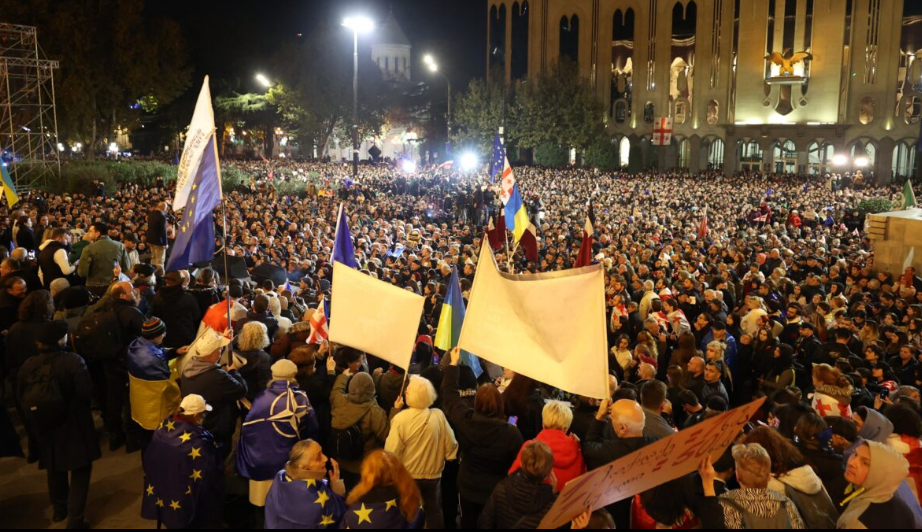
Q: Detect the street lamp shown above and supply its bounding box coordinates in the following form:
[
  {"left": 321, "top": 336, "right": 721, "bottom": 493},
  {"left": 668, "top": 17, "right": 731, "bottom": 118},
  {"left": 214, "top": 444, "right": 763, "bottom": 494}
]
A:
[
  {"left": 343, "top": 16, "right": 374, "bottom": 180},
  {"left": 423, "top": 54, "right": 452, "bottom": 154},
  {"left": 255, "top": 73, "right": 271, "bottom": 89}
]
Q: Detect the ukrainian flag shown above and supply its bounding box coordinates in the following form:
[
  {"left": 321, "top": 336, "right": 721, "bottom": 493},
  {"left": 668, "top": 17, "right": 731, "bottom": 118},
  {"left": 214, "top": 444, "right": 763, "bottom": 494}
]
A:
[
  {"left": 504, "top": 184, "right": 530, "bottom": 243},
  {"left": 0, "top": 163, "right": 19, "bottom": 207},
  {"left": 434, "top": 267, "right": 482, "bottom": 377}
]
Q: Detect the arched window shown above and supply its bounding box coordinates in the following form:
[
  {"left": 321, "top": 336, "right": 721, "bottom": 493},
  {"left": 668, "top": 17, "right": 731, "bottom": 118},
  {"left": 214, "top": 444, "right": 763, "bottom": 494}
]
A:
[
  {"left": 739, "top": 140, "right": 763, "bottom": 172},
  {"left": 859, "top": 96, "right": 875, "bottom": 125},
  {"left": 385, "top": 57, "right": 389, "bottom": 70},
  {"left": 706, "top": 100, "right": 719, "bottom": 125},
  {"left": 395, "top": 56, "right": 400, "bottom": 72},
  {"left": 807, "top": 141, "right": 833, "bottom": 175},
  {"left": 611, "top": 9, "right": 635, "bottom": 120},
  {"left": 560, "top": 15, "right": 579, "bottom": 65},
  {"left": 678, "top": 138, "right": 690, "bottom": 169},
  {"left": 619, "top": 137, "right": 631, "bottom": 168},
  {"left": 615, "top": 101, "right": 628, "bottom": 124},
  {"left": 773, "top": 140, "right": 797, "bottom": 173},
  {"left": 707, "top": 138, "right": 725, "bottom": 169},
  {"left": 511, "top": 1, "right": 529, "bottom": 80},
  {"left": 643, "top": 102, "right": 655, "bottom": 124},
  {"left": 893, "top": 142, "right": 917, "bottom": 178},
  {"left": 905, "top": 96, "right": 922, "bottom": 125}
]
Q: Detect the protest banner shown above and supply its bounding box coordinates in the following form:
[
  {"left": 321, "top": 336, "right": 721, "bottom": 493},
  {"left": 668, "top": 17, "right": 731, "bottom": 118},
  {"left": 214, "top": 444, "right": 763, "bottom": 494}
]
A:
[{"left": 538, "top": 397, "right": 766, "bottom": 529}]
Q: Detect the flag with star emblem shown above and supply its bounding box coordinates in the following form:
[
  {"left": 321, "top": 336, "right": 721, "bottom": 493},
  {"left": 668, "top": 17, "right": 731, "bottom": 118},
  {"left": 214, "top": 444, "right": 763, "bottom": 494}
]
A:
[
  {"left": 140, "top": 417, "right": 223, "bottom": 528},
  {"left": 342, "top": 496, "right": 424, "bottom": 529},
  {"left": 489, "top": 131, "right": 506, "bottom": 184},
  {"left": 236, "top": 381, "right": 317, "bottom": 481},
  {"left": 264, "top": 470, "right": 347, "bottom": 528},
  {"left": 166, "top": 77, "right": 223, "bottom": 272}
]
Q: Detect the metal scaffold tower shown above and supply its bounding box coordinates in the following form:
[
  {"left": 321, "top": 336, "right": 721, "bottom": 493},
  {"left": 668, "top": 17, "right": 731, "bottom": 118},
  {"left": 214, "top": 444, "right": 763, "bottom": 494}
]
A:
[{"left": 0, "top": 23, "right": 60, "bottom": 191}]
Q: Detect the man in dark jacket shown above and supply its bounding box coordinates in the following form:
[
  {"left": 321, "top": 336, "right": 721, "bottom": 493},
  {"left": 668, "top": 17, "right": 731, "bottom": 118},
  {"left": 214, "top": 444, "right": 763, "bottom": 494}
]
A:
[
  {"left": 18, "top": 320, "right": 100, "bottom": 529},
  {"left": 237, "top": 294, "right": 279, "bottom": 341},
  {"left": 180, "top": 329, "right": 247, "bottom": 461},
  {"left": 15, "top": 215, "right": 36, "bottom": 252},
  {"left": 147, "top": 202, "right": 169, "bottom": 270},
  {"left": 582, "top": 399, "right": 658, "bottom": 529},
  {"left": 151, "top": 271, "right": 202, "bottom": 348},
  {"left": 98, "top": 281, "right": 145, "bottom": 452}
]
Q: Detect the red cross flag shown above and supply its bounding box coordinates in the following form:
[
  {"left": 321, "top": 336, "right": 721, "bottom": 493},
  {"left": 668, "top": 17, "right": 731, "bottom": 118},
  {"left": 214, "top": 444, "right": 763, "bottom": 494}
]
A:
[{"left": 652, "top": 117, "right": 673, "bottom": 146}]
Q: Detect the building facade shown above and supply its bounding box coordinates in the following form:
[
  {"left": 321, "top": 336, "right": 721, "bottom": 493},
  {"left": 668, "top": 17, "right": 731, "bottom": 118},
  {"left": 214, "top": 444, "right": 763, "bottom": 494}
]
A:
[{"left": 487, "top": 0, "right": 922, "bottom": 181}]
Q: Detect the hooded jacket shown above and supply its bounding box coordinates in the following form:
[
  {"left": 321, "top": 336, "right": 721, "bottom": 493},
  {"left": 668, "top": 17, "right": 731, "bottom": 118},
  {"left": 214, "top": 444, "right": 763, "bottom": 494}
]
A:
[
  {"left": 509, "top": 428, "right": 587, "bottom": 493},
  {"left": 329, "top": 372, "right": 389, "bottom": 474},
  {"left": 837, "top": 440, "right": 917, "bottom": 529}
]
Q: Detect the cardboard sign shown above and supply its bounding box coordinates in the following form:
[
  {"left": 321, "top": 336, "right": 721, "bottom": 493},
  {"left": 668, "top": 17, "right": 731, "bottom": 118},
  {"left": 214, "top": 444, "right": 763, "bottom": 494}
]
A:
[{"left": 538, "top": 397, "right": 765, "bottom": 529}]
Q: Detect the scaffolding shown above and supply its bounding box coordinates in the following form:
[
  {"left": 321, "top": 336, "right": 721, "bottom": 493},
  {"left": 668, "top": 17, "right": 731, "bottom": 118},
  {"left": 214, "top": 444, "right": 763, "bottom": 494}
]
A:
[{"left": 0, "top": 23, "right": 60, "bottom": 191}]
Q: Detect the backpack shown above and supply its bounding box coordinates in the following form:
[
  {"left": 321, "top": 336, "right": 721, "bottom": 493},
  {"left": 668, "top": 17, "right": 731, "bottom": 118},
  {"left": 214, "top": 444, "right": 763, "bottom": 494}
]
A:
[
  {"left": 782, "top": 483, "right": 838, "bottom": 529},
  {"left": 74, "top": 310, "right": 123, "bottom": 362},
  {"left": 19, "top": 353, "right": 67, "bottom": 428},
  {"left": 328, "top": 423, "right": 365, "bottom": 461},
  {"left": 722, "top": 498, "right": 792, "bottom": 529}
]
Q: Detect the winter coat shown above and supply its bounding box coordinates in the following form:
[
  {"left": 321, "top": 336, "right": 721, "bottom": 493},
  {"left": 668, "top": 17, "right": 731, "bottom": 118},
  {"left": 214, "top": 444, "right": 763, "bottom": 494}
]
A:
[
  {"left": 151, "top": 285, "right": 202, "bottom": 349},
  {"left": 329, "top": 373, "right": 389, "bottom": 474},
  {"left": 478, "top": 471, "right": 557, "bottom": 529},
  {"left": 238, "top": 311, "right": 280, "bottom": 343},
  {"left": 269, "top": 320, "right": 312, "bottom": 360},
  {"left": 237, "top": 348, "right": 272, "bottom": 403},
  {"left": 180, "top": 357, "right": 247, "bottom": 441},
  {"left": 5, "top": 319, "right": 47, "bottom": 380},
  {"left": 440, "top": 365, "right": 523, "bottom": 505},
  {"left": 509, "top": 428, "right": 587, "bottom": 493},
  {"left": 77, "top": 236, "right": 130, "bottom": 287},
  {"left": 767, "top": 465, "right": 838, "bottom": 529},
  {"left": 699, "top": 488, "right": 806, "bottom": 528},
  {"left": 17, "top": 348, "right": 101, "bottom": 472}
]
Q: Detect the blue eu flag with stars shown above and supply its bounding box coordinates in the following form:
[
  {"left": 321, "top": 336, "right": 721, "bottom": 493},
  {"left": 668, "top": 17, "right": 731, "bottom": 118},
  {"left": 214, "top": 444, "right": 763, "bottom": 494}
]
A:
[
  {"left": 166, "top": 135, "right": 222, "bottom": 272},
  {"left": 490, "top": 131, "right": 505, "bottom": 184}
]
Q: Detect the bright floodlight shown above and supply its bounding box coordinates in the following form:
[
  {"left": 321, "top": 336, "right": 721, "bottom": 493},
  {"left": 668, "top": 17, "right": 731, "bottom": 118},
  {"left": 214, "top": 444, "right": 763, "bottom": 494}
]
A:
[
  {"left": 855, "top": 156, "right": 869, "bottom": 168},
  {"left": 428, "top": 63, "right": 438, "bottom": 72},
  {"left": 832, "top": 154, "right": 848, "bottom": 166},
  {"left": 109, "top": 142, "right": 118, "bottom": 153},
  {"left": 461, "top": 152, "right": 479, "bottom": 172},
  {"left": 255, "top": 73, "right": 271, "bottom": 88},
  {"left": 401, "top": 159, "right": 417, "bottom": 173},
  {"left": 343, "top": 16, "right": 374, "bottom": 33},
  {"left": 424, "top": 54, "right": 434, "bottom": 65}
]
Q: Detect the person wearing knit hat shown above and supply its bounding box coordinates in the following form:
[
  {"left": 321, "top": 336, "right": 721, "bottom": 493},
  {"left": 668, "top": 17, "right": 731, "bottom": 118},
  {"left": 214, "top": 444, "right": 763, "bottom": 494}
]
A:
[
  {"left": 127, "top": 317, "right": 184, "bottom": 435},
  {"left": 330, "top": 369, "right": 389, "bottom": 484},
  {"left": 270, "top": 359, "right": 298, "bottom": 382}
]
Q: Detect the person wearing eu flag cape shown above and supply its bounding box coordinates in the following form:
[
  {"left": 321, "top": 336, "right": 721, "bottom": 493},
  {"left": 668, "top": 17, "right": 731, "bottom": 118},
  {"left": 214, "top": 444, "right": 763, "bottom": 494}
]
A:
[
  {"left": 264, "top": 439, "right": 347, "bottom": 529},
  {"left": 140, "top": 394, "right": 223, "bottom": 529},
  {"left": 237, "top": 359, "right": 319, "bottom": 521}
]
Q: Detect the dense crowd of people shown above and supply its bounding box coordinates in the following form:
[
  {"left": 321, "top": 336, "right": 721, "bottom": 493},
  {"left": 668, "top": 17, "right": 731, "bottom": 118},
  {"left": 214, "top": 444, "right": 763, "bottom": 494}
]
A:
[{"left": 1, "top": 157, "right": 922, "bottom": 529}]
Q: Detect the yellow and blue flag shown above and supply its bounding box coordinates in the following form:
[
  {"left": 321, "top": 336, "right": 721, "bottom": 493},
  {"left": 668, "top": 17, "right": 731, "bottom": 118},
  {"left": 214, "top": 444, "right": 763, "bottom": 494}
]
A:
[
  {"left": 504, "top": 184, "right": 530, "bottom": 243},
  {"left": 0, "top": 163, "right": 19, "bottom": 207},
  {"left": 434, "top": 267, "right": 482, "bottom": 377}
]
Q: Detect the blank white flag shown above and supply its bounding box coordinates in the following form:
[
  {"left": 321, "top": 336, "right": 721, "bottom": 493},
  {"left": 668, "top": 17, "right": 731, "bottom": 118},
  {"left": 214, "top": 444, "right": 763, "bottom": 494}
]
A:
[
  {"left": 459, "top": 240, "right": 610, "bottom": 399},
  {"left": 330, "top": 262, "right": 425, "bottom": 369}
]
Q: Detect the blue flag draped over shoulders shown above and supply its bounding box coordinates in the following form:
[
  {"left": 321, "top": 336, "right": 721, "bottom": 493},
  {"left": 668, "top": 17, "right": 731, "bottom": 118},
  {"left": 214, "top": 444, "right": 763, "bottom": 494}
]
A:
[
  {"left": 140, "top": 418, "right": 223, "bottom": 528},
  {"left": 264, "top": 470, "right": 346, "bottom": 529},
  {"left": 236, "top": 381, "right": 317, "bottom": 481}
]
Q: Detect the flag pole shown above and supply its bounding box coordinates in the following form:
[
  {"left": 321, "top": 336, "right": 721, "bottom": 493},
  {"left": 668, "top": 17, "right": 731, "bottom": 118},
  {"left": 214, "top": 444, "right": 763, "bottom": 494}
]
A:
[{"left": 214, "top": 133, "right": 234, "bottom": 367}]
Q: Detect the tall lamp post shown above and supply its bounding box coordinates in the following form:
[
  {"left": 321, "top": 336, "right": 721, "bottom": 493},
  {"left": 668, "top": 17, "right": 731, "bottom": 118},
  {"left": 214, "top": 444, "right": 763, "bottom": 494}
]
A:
[
  {"left": 423, "top": 54, "right": 452, "bottom": 155},
  {"left": 342, "top": 16, "right": 374, "bottom": 180}
]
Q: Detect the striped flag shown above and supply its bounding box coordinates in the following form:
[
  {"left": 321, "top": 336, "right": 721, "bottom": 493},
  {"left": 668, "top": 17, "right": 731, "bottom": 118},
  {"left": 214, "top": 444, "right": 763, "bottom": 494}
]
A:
[
  {"left": 434, "top": 267, "right": 482, "bottom": 377},
  {"left": 0, "top": 163, "right": 19, "bottom": 207}
]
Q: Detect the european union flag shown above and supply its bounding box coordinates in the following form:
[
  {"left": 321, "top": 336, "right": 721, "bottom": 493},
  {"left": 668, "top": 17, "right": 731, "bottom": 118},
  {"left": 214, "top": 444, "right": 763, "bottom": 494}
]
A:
[
  {"left": 140, "top": 418, "right": 223, "bottom": 528},
  {"left": 166, "top": 135, "right": 222, "bottom": 272},
  {"left": 490, "top": 131, "right": 505, "bottom": 184},
  {"left": 333, "top": 203, "right": 357, "bottom": 268}
]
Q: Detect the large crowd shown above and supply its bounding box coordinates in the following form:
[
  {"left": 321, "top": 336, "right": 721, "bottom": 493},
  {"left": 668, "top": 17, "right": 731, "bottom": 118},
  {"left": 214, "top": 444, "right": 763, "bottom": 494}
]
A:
[{"left": 1, "top": 157, "right": 922, "bottom": 529}]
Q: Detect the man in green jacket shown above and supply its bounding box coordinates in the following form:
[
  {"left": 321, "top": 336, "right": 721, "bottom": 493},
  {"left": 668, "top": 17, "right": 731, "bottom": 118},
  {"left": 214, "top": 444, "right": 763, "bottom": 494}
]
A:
[{"left": 77, "top": 222, "right": 130, "bottom": 297}]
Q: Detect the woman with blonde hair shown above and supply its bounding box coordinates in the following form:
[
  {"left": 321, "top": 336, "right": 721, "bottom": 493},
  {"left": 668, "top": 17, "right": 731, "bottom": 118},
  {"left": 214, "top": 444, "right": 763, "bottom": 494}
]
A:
[
  {"left": 811, "top": 364, "right": 853, "bottom": 418},
  {"left": 236, "top": 321, "right": 273, "bottom": 403},
  {"left": 741, "top": 296, "right": 768, "bottom": 336},
  {"left": 343, "top": 450, "right": 423, "bottom": 529},
  {"left": 705, "top": 341, "right": 734, "bottom": 392}
]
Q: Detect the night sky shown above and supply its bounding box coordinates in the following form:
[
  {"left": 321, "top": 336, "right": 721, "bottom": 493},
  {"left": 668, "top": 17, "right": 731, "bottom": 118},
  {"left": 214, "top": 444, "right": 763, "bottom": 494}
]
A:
[{"left": 146, "top": 0, "right": 488, "bottom": 96}]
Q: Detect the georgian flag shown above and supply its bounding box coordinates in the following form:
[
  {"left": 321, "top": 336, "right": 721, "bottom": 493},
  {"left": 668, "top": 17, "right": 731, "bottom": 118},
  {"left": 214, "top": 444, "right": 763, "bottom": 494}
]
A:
[{"left": 307, "top": 296, "right": 330, "bottom": 344}]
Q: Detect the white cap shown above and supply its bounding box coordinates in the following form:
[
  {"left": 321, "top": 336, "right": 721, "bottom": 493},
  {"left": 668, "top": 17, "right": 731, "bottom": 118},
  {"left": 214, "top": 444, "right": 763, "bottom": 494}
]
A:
[
  {"left": 271, "top": 359, "right": 298, "bottom": 380},
  {"left": 179, "top": 394, "right": 213, "bottom": 415},
  {"left": 190, "top": 329, "right": 232, "bottom": 359}
]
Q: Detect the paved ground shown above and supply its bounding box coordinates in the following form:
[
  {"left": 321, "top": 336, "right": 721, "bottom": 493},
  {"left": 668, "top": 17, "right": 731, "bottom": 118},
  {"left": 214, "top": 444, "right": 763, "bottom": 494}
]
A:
[{"left": 0, "top": 409, "right": 154, "bottom": 530}]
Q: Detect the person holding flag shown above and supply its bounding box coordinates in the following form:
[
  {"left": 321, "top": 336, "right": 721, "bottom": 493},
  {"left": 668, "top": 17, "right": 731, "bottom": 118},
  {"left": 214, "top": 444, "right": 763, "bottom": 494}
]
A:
[
  {"left": 434, "top": 267, "right": 482, "bottom": 377},
  {"left": 574, "top": 201, "right": 596, "bottom": 268}
]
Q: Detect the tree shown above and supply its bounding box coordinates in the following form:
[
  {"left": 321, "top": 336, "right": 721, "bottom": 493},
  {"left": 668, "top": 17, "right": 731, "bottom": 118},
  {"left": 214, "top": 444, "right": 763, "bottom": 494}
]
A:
[
  {"left": 451, "top": 76, "right": 507, "bottom": 155},
  {"left": 215, "top": 93, "right": 277, "bottom": 157},
  {"left": 510, "top": 59, "right": 603, "bottom": 152},
  {"left": 584, "top": 138, "right": 620, "bottom": 170},
  {"left": 533, "top": 142, "right": 569, "bottom": 168},
  {"left": 265, "top": 26, "right": 387, "bottom": 158},
  {"left": 6, "top": 0, "right": 192, "bottom": 159}
]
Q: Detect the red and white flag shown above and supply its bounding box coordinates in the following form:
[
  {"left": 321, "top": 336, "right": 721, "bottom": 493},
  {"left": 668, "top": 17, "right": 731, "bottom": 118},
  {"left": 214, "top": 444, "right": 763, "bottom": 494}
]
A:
[
  {"left": 574, "top": 203, "right": 595, "bottom": 268},
  {"left": 307, "top": 296, "right": 329, "bottom": 344},
  {"left": 652, "top": 117, "right": 674, "bottom": 146},
  {"left": 499, "top": 157, "right": 516, "bottom": 205}
]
